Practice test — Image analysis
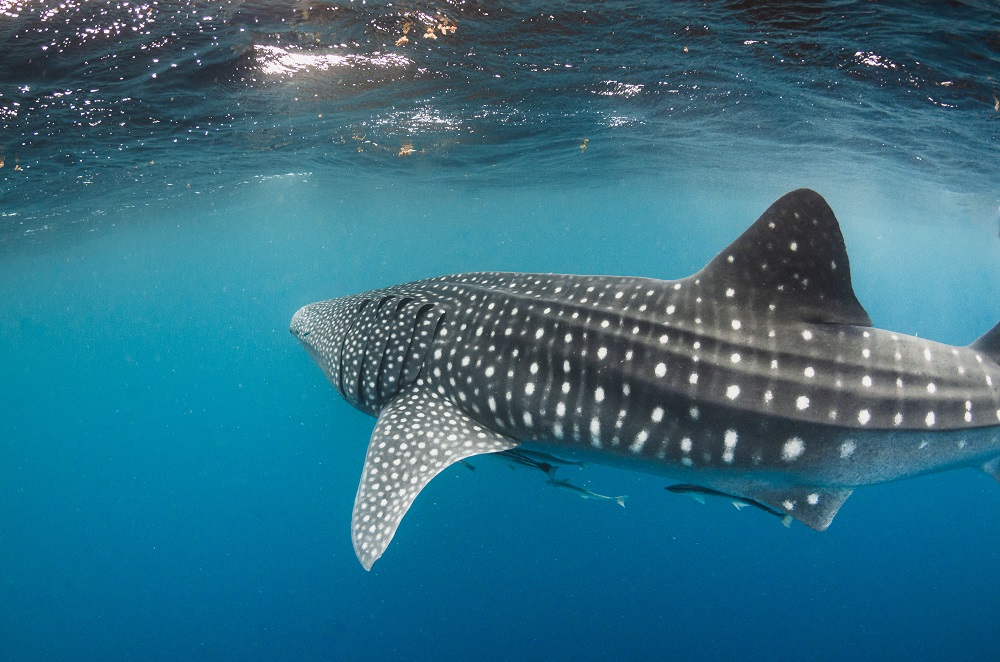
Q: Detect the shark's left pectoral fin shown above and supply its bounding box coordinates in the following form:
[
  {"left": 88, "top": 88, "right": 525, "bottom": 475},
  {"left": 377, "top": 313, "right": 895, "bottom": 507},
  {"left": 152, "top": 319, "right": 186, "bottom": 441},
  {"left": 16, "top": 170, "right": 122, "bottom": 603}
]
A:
[
  {"left": 351, "top": 386, "right": 520, "bottom": 570},
  {"left": 744, "top": 485, "right": 854, "bottom": 531}
]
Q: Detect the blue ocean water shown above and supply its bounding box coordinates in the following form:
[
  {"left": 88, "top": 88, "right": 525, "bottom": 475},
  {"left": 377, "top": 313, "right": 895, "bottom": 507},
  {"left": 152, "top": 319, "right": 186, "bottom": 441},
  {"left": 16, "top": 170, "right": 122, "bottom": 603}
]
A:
[{"left": 2, "top": 1, "right": 999, "bottom": 660}]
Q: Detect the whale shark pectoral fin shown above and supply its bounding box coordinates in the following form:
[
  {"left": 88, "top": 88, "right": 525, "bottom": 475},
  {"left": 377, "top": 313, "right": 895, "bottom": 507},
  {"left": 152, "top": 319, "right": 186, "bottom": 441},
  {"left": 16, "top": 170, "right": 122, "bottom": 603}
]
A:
[
  {"left": 351, "top": 387, "right": 520, "bottom": 571},
  {"left": 741, "top": 485, "right": 854, "bottom": 531}
]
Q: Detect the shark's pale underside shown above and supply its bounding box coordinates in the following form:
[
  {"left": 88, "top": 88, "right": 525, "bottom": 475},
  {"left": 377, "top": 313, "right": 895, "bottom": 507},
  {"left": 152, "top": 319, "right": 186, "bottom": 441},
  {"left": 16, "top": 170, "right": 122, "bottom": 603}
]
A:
[{"left": 290, "top": 189, "right": 1000, "bottom": 570}]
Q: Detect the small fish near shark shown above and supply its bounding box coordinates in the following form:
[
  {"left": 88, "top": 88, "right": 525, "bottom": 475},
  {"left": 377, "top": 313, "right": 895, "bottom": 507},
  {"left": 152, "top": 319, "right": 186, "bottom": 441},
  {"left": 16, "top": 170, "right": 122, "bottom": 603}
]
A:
[
  {"left": 290, "top": 189, "right": 1000, "bottom": 570},
  {"left": 494, "top": 448, "right": 583, "bottom": 477},
  {"left": 548, "top": 478, "right": 627, "bottom": 508},
  {"left": 665, "top": 483, "right": 793, "bottom": 527}
]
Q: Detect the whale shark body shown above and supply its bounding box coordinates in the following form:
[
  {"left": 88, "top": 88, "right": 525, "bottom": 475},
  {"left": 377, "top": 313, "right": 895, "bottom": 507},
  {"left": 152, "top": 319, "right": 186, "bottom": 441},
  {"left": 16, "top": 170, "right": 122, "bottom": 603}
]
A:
[{"left": 291, "top": 189, "right": 1000, "bottom": 570}]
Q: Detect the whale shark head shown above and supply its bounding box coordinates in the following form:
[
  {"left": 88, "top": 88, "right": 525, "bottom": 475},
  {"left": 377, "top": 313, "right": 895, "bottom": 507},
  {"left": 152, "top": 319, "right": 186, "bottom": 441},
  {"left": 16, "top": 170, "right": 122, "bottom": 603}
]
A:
[{"left": 291, "top": 291, "right": 446, "bottom": 416}]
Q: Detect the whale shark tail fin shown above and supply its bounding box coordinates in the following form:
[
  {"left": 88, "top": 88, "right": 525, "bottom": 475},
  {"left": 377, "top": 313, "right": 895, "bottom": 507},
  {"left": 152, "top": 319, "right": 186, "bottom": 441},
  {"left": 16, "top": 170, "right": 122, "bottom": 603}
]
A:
[{"left": 970, "top": 321, "right": 1000, "bottom": 363}]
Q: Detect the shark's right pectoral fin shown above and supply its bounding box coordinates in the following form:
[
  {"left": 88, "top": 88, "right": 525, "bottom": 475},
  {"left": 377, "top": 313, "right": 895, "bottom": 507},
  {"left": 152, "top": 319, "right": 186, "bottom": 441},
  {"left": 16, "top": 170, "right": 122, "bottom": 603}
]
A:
[{"left": 351, "top": 386, "right": 520, "bottom": 571}]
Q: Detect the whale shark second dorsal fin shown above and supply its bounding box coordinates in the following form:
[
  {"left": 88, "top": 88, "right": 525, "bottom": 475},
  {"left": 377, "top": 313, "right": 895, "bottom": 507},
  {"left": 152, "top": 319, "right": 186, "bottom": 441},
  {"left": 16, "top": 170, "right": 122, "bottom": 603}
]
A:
[{"left": 695, "top": 188, "right": 872, "bottom": 327}]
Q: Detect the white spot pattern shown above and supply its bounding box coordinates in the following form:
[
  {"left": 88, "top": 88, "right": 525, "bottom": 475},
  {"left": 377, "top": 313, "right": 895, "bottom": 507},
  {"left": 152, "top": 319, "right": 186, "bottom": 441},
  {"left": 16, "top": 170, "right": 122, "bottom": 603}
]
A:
[
  {"left": 723, "top": 429, "right": 738, "bottom": 464},
  {"left": 782, "top": 437, "right": 805, "bottom": 461}
]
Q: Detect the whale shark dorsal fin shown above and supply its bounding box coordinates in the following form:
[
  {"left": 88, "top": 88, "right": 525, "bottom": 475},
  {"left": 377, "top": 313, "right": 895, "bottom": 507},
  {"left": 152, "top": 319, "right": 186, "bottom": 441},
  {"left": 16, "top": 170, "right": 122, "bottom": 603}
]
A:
[
  {"left": 695, "top": 188, "right": 872, "bottom": 327},
  {"left": 352, "top": 386, "right": 520, "bottom": 570},
  {"left": 970, "top": 322, "right": 1000, "bottom": 364}
]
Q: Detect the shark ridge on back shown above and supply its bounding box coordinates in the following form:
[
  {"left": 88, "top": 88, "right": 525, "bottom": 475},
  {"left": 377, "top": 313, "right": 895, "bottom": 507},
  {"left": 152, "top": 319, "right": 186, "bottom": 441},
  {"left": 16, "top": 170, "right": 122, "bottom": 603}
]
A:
[{"left": 290, "top": 189, "right": 1000, "bottom": 570}]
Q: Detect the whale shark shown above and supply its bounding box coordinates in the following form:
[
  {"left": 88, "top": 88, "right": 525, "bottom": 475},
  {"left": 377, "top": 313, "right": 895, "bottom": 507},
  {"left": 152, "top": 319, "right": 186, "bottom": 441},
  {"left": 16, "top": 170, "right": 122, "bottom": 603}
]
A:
[{"left": 290, "top": 189, "right": 1000, "bottom": 570}]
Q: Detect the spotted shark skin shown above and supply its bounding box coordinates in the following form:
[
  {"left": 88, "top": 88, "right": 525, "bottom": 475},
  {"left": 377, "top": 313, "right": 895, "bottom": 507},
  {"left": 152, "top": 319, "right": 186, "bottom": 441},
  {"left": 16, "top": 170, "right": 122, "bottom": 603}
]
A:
[{"left": 290, "top": 189, "right": 1000, "bottom": 570}]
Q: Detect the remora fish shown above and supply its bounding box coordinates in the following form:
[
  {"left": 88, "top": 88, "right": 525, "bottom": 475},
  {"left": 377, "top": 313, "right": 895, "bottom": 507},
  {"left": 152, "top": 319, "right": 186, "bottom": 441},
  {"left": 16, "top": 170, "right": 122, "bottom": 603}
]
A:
[
  {"left": 511, "top": 448, "right": 585, "bottom": 469},
  {"left": 495, "top": 448, "right": 558, "bottom": 477},
  {"left": 494, "top": 448, "right": 583, "bottom": 477},
  {"left": 666, "top": 483, "right": 793, "bottom": 526},
  {"left": 547, "top": 479, "right": 627, "bottom": 508},
  {"left": 290, "top": 189, "right": 1000, "bottom": 570}
]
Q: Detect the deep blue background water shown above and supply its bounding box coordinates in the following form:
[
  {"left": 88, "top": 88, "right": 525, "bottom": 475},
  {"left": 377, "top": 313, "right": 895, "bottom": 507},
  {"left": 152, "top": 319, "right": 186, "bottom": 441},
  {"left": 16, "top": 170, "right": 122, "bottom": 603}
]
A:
[{"left": 2, "top": 2, "right": 1000, "bottom": 660}]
